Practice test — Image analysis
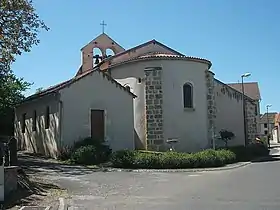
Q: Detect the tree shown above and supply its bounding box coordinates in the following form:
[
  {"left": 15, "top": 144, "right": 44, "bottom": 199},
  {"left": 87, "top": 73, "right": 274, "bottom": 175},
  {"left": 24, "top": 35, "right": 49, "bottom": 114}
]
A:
[
  {"left": 0, "top": 0, "right": 49, "bottom": 65},
  {"left": 35, "top": 87, "right": 44, "bottom": 93},
  {"left": 0, "top": 0, "right": 48, "bottom": 135},
  {"left": 219, "top": 130, "right": 235, "bottom": 148}
]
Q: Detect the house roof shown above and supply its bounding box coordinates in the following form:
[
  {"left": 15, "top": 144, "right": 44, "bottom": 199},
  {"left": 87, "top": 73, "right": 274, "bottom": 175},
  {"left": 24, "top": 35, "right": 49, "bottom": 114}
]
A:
[
  {"left": 260, "top": 112, "right": 277, "bottom": 124},
  {"left": 227, "top": 82, "right": 261, "bottom": 100},
  {"left": 21, "top": 68, "right": 137, "bottom": 105},
  {"left": 214, "top": 79, "right": 255, "bottom": 102},
  {"left": 108, "top": 51, "right": 212, "bottom": 69}
]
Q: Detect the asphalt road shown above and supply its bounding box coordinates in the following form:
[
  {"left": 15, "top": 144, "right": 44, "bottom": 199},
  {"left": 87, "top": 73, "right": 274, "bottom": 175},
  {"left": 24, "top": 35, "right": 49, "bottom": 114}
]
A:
[{"left": 60, "top": 150, "right": 280, "bottom": 210}]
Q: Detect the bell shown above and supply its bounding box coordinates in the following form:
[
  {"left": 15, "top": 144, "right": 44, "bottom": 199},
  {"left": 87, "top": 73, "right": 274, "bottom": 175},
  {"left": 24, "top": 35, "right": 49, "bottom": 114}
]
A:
[
  {"left": 94, "top": 57, "right": 100, "bottom": 64},
  {"left": 94, "top": 55, "right": 100, "bottom": 64}
]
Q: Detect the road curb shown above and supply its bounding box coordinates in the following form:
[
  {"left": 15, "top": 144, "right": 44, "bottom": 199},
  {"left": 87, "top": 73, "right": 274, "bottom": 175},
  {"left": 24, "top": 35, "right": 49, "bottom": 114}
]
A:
[
  {"left": 95, "top": 155, "right": 275, "bottom": 173},
  {"left": 96, "top": 161, "right": 252, "bottom": 173}
]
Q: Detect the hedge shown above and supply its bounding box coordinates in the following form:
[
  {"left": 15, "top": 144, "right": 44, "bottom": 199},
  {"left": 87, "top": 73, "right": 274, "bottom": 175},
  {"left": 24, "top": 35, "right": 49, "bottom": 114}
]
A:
[
  {"left": 111, "top": 144, "right": 269, "bottom": 169},
  {"left": 227, "top": 144, "right": 269, "bottom": 162},
  {"left": 110, "top": 149, "right": 236, "bottom": 169}
]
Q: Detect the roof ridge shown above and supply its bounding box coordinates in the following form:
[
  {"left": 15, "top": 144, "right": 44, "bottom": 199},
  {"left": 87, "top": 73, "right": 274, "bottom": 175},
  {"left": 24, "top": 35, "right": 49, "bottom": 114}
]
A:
[
  {"left": 227, "top": 82, "right": 258, "bottom": 84},
  {"left": 21, "top": 68, "right": 136, "bottom": 104}
]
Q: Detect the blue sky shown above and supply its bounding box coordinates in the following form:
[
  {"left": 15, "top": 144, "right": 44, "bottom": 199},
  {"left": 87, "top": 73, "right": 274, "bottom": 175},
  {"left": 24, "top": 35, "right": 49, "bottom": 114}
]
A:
[{"left": 12, "top": 0, "right": 279, "bottom": 113}]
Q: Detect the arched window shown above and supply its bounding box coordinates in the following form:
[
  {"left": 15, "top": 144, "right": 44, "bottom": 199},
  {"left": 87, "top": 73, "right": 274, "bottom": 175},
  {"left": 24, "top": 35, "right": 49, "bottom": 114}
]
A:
[
  {"left": 183, "top": 83, "right": 193, "bottom": 108},
  {"left": 105, "top": 48, "right": 115, "bottom": 57},
  {"left": 93, "top": 48, "right": 103, "bottom": 65}
]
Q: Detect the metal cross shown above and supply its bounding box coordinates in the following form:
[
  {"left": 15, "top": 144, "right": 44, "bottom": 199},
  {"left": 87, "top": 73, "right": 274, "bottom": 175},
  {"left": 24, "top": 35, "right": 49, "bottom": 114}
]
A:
[{"left": 100, "top": 21, "right": 107, "bottom": 34}]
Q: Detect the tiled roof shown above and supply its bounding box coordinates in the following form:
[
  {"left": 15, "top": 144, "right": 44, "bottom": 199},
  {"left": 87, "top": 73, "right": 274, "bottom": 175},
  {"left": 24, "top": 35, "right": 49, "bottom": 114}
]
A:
[
  {"left": 227, "top": 82, "right": 261, "bottom": 100},
  {"left": 21, "top": 68, "right": 136, "bottom": 104},
  {"left": 214, "top": 79, "right": 255, "bottom": 102},
  {"left": 109, "top": 51, "right": 212, "bottom": 68},
  {"left": 260, "top": 112, "right": 277, "bottom": 124},
  {"left": 104, "top": 39, "right": 185, "bottom": 62}
]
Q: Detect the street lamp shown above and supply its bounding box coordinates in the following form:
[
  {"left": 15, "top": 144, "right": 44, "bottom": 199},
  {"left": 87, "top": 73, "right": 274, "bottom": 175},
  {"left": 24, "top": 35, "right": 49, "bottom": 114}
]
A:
[
  {"left": 266, "top": 104, "right": 272, "bottom": 147},
  {"left": 241, "top": 73, "right": 251, "bottom": 146}
]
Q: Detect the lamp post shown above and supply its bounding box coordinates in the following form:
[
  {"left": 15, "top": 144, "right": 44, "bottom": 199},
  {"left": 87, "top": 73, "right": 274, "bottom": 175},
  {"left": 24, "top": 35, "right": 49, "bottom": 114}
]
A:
[
  {"left": 241, "top": 73, "right": 251, "bottom": 146},
  {"left": 266, "top": 104, "right": 272, "bottom": 148}
]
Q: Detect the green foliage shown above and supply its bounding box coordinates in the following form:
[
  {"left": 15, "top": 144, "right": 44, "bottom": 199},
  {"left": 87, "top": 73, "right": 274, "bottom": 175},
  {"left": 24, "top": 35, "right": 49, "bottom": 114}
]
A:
[
  {"left": 0, "top": 0, "right": 49, "bottom": 65},
  {"left": 35, "top": 87, "right": 44, "bottom": 93},
  {"left": 219, "top": 130, "right": 235, "bottom": 148},
  {"left": 0, "top": 72, "right": 31, "bottom": 113},
  {"left": 57, "top": 145, "right": 73, "bottom": 161},
  {"left": 110, "top": 149, "right": 237, "bottom": 169},
  {"left": 227, "top": 144, "right": 269, "bottom": 162},
  {"left": 58, "top": 137, "right": 112, "bottom": 165},
  {"left": 71, "top": 145, "right": 101, "bottom": 165},
  {"left": 0, "top": 0, "right": 48, "bottom": 132}
]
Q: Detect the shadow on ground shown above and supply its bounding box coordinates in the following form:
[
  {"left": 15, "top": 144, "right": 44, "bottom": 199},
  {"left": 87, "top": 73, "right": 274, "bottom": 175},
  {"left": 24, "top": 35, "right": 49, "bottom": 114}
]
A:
[
  {"left": 18, "top": 152, "right": 101, "bottom": 177},
  {"left": 251, "top": 154, "right": 280, "bottom": 163},
  {"left": 4, "top": 169, "right": 61, "bottom": 209}
]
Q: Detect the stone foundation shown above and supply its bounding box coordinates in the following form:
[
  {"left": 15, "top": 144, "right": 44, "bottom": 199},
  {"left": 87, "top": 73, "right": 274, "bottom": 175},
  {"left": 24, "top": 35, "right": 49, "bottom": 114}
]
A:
[{"left": 144, "top": 67, "right": 164, "bottom": 151}]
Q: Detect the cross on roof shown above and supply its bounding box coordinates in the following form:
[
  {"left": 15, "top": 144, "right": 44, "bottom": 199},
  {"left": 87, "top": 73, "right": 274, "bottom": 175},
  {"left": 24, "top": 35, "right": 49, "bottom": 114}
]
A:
[{"left": 100, "top": 20, "right": 107, "bottom": 34}]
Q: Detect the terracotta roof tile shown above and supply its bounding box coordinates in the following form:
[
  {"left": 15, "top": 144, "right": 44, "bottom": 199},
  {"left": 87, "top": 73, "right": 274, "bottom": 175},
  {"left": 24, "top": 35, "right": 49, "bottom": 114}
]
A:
[
  {"left": 104, "top": 39, "right": 185, "bottom": 61},
  {"left": 109, "top": 51, "right": 212, "bottom": 68},
  {"left": 227, "top": 82, "right": 261, "bottom": 100}
]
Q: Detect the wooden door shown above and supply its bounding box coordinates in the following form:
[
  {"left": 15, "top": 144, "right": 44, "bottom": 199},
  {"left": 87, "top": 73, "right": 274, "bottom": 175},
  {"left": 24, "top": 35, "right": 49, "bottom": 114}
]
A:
[{"left": 91, "top": 110, "right": 105, "bottom": 141}]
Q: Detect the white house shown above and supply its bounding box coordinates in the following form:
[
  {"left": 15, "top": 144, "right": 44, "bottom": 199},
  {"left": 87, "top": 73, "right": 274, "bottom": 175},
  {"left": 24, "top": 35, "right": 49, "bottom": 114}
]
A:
[
  {"left": 15, "top": 33, "right": 261, "bottom": 156},
  {"left": 15, "top": 70, "right": 136, "bottom": 158},
  {"left": 259, "top": 112, "right": 277, "bottom": 136}
]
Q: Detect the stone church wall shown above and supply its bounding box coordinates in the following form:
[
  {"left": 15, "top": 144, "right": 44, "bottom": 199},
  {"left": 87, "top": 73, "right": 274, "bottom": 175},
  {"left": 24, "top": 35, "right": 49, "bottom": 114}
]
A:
[
  {"left": 144, "top": 67, "right": 164, "bottom": 151},
  {"left": 245, "top": 100, "right": 258, "bottom": 142},
  {"left": 205, "top": 70, "right": 216, "bottom": 148}
]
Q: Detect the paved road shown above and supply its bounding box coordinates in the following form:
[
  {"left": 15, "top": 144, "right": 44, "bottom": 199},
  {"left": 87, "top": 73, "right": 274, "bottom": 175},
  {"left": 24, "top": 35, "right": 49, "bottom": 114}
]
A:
[{"left": 57, "top": 151, "right": 280, "bottom": 209}]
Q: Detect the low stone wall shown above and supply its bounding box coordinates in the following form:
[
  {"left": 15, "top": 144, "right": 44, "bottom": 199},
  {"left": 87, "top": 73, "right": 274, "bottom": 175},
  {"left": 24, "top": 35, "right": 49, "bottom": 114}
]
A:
[{"left": 4, "top": 166, "right": 18, "bottom": 196}]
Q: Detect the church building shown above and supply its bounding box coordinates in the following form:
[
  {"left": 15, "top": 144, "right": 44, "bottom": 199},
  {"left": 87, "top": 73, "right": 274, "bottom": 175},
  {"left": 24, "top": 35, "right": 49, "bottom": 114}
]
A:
[{"left": 14, "top": 32, "right": 260, "bottom": 157}]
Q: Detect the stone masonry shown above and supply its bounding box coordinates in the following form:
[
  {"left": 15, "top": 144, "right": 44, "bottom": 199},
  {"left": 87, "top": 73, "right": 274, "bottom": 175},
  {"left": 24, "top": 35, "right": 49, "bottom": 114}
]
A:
[
  {"left": 245, "top": 99, "right": 258, "bottom": 142},
  {"left": 144, "top": 67, "right": 164, "bottom": 151},
  {"left": 205, "top": 70, "right": 216, "bottom": 147}
]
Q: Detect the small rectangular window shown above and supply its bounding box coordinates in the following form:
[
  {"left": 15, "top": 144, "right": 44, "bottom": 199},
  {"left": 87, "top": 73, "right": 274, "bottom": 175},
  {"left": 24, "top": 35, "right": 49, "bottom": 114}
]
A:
[
  {"left": 21, "top": 113, "right": 26, "bottom": 133},
  {"left": 264, "top": 130, "right": 268, "bottom": 135},
  {"left": 264, "top": 123, "right": 267, "bottom": 128},
  {"left": 45, "top": 106, "right": 50, "bottom": 129},
  {"left": 138, "top": 78, "right": 142, "bottom": 83},
  {"left": 32, "top": 110, "right": 37, "bottom": 131}
]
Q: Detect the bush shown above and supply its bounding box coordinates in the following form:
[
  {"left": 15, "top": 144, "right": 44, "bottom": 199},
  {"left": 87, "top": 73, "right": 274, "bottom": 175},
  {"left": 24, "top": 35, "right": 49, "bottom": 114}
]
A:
[
  {"left": 59, "top": 137, "right": 112, "bottom": 165},
  {"left": 71, "top": 144, "right": 111, "bottom": 165},
  {"left": 57, "top": 145, "right": 73, "bottom": 161},
  {"left": 110, "top": 149, "right": 237, "bottom": 169},
  {"left": 227, "top": 144, "right": 269, "bottom": 161},
  {"left": 110, "top": 149, "right": 136, "bottom": 168}
]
